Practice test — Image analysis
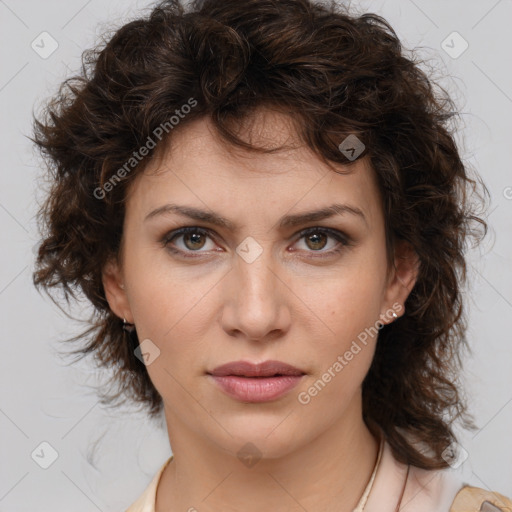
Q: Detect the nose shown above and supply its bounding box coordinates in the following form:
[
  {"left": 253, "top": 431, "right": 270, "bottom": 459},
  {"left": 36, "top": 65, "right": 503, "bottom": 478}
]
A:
[{"left": 220, "top": 248, "right": 291, "bottom": 342}]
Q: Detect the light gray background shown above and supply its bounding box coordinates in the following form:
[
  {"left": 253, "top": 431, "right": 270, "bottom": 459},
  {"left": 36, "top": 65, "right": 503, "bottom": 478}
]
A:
[{"left": 1, "top": 0, "right": 511, "bottom": 510}]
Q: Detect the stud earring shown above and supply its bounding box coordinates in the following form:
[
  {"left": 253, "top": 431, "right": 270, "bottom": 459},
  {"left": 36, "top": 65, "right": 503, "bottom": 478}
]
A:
[
  {"left": 122, "top": 317, "right": 135, "bottom": 333},
  {"left": 122, "top": 317, "right": 139, "bottom": 350},
  {"left": 378, "top": 310, "right": 399, "bottom": 330}
]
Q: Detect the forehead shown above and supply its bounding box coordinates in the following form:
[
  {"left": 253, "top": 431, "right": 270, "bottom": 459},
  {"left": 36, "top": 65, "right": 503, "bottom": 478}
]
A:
[{"left": 127, "top": 108, "right": 383, "bottom": 228}]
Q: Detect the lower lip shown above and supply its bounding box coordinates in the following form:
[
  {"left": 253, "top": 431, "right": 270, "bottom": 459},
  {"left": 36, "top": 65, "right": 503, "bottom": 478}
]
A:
[{"left": 208, "top": 375, "right": 304, "bottom": 402}]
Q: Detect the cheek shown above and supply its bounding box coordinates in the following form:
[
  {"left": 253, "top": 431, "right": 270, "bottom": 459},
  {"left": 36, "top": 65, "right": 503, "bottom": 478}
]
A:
[
  {"left": 296, "top": 277, "right": 382, "bottom": 415},
  {"left": 308, "top": 265, "right": 386, "bottom": 344},
  {"left": 127, "top": 266, "right": 212, "bottom": 403},
  {"left": 125, "top": 252, "right": 223, "bottom": 379},
  {"left": 126, "top": 242, "right": 213, "bottom": 332}
]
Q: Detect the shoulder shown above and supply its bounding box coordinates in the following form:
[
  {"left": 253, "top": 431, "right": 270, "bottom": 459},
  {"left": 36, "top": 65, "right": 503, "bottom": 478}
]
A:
[
  {"left": 365, "top": 441, "right": 511, "bottom": 512},
  {"left": 402, "top": 450, "right": 512, "bottom": 511},
  {"left": 392, "top": 452, "right": 512, "bottom": 512},
  {"left": 125, "top": 456, "right": 173, "bottom": 512},
  {"left": 398, "top": 456, "right": 463, "bottom": 511},
  {"left": 450, "top": 485, "right": 512, "bottom": 512},
  {"left": 401, "top": 455, "right": 512, "bottom": 511},
  {"left": 365, "top": 441, "right": 462, "bottom": 511}
]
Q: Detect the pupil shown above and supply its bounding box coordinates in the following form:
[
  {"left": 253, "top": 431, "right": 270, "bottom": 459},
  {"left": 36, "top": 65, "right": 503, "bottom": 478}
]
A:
[
  {"left": 185, "top": 232, "right": 204, "bottom": 250},
  {"left": 308, "top": 232, "right": 326, "bottom": 250}
]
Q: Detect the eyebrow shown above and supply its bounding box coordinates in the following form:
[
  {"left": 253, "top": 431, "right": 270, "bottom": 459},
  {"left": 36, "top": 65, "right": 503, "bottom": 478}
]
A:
[{"left": 144, "top": 202, "right": 368, "bottom": 229}]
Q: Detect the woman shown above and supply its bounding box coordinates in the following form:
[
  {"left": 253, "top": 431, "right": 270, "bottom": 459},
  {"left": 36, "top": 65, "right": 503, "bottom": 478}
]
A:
[{"left": 31, "top": 0, "right": 511, "bottom": 510}]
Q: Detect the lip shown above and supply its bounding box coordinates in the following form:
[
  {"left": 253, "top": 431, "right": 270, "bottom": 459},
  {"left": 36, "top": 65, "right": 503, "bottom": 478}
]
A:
[
  {"left": 208, "top": 360, "right": 305, "bottom": 377},
  {"left": 206, "top": 360, "right": 306, "bottom": 403}
]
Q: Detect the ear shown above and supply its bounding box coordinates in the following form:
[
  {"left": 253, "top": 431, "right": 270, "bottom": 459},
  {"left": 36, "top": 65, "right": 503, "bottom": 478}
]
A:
[
  {"left": 380, "top": 239, "right": 419, "bottom": 324},
  {"left": 102, "top": 257, "right": 134, "bottom": 323}
]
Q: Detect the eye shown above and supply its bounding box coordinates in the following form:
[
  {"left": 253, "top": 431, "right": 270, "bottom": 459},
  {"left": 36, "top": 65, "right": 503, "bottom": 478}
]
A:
[
  {"left": 162, "top": 227, "right": 217, "bottom": 256},
  {"left": 161, "top": 226, "right": 353, "bottom": 259},
  {"left": 292, "top": 227, "right": 352, "bottom": 258}
]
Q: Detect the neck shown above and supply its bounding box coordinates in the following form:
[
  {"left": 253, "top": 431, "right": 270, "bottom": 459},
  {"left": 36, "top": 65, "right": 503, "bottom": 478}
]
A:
[{"left": 156, "top": 398, "right": 379, "bottom": 512}]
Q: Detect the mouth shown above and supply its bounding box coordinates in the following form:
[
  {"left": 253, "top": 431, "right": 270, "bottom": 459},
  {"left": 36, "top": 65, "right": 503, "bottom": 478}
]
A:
[
  {"left": 207, "top": 359, "right": 306, "bottom": 378},
  {"left": 206, "top": 360, "right": 306, "bottom": 402}
]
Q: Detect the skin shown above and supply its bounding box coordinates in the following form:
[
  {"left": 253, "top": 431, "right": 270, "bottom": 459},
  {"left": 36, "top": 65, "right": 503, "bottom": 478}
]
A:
[{"left": 102, "top": 107, "right": 419, "bottom": 512}]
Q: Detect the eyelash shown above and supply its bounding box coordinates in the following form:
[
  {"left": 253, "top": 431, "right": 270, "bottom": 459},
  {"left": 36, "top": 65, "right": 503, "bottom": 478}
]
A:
[{"left": 161, "top": 226, "right": 353, "bottom": 259}]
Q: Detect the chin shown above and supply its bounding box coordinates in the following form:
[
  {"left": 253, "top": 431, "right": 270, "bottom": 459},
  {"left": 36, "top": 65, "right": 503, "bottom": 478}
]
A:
[{"left": 209, "top": 417, "right": 302, "bottom": 459}]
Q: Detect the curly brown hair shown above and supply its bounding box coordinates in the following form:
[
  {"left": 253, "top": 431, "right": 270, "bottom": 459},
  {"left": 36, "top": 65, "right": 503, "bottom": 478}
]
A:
[{"left": 31, "top": 0, "right": 489, "bottom": 470}]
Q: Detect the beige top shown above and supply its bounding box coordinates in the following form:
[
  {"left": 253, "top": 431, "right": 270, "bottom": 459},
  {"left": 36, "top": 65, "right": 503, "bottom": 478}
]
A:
[{"left": 125, "top": 440, "right": 466, "bottom": 512}]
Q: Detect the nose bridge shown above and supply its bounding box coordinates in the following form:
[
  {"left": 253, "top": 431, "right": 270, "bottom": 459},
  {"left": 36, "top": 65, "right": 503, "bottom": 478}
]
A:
[
  {"left": 222, "top": 238, "right": 288, "bottom": 339},
  {"left": 236, "top": 241, "right": 277, "bottom": 311},
  {"left": 241, "top": 244, "right": 274, "bottom": 288}
]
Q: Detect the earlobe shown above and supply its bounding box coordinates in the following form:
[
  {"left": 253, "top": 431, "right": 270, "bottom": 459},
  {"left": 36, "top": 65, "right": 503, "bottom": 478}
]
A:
[{"left": 101, "top": 258, "right": 133, "bottom": 323}]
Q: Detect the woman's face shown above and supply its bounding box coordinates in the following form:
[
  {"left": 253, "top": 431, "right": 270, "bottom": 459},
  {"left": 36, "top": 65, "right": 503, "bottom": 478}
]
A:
[{"left": 103, "top": 108, "right": 417, "bottom": 459}]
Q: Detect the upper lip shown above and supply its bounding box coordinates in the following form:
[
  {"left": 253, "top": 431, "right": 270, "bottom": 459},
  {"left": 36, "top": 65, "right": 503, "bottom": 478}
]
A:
[{"left": 208, "top": 360, "right": 305, "bottom": 377}]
